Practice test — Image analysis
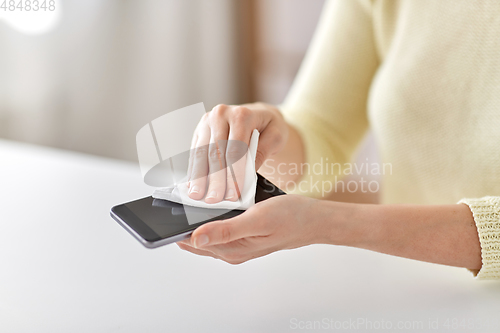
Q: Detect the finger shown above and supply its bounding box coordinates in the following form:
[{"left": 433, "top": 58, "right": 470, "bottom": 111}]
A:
[
  {"left": 186, "top": 133, "right": 198, "bottom": 187},
  {"left": 190, "top": 211, "right": 268, "bottom": 248},
  {"left": 205, "top": 118, "right": 229, "bottom": 204},
  {"left": 225, "top": 138, "right": 249, "bottom": 201},
  {"left": 177, "top": 237, "right": 192, "bottom": 246},
  {"left": 177, "top": 242, "right": 221, "bottom": 260},
  {"left": 203, "top": 240, "right": 280, "bottom": 264},
  {"left": 180, "top": 228, "right": 280, "bottom": 265},
  {"left": 225, "top": 129, "right": 253, "bottom": 200},
  {"left": 188, "top": 124, "right": 210, "bottom": 200},
  {"left": 254, "top": 125, "right": 283, "bottom": 170},
  {"left": 188, "top": 115, "right": 209, "bottom": 186}
]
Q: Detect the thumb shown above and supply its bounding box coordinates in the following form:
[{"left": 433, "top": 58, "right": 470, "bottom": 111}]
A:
[
  {"left": 254, "top": 127, "right": 283, "bottom": 170},
  {"left": 254, "top": 148, "right": 268, "bottom": 171},
  {"left": 191, "top": 212, "right": 260, "bottom": 248}
]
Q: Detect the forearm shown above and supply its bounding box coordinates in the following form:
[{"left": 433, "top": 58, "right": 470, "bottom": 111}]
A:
[{"left": 317, "top": 201, "right": 482, "bottom": 270}]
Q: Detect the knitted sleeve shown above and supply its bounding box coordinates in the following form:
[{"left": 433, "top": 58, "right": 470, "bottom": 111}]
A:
[
  {"left": 458, "top": 197, "right": 500, "bottom": 280},
  {"left": 279, "top": 0, "right": 379, "bottom": 198}
]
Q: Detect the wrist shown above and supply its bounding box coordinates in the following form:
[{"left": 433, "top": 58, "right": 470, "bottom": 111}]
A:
[{"left": 313, "top": 200, "right": 379, "bottom": 247}]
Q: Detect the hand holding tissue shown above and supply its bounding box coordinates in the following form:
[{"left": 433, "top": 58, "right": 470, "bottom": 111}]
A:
[
  {"left": 136, "top": 103, "right": 261, "bottom": 211},
  {"left": 152, "top": 129, "right": 260, "bottom": 210}
]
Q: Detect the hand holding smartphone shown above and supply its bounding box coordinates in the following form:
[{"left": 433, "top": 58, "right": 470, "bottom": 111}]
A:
[{"left": 110, "top": 174, "right": 285, "bottom": 248}]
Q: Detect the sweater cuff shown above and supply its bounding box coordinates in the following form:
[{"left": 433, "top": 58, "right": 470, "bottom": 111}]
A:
[{"left": 458, "top": 197, "right": 500, "bottom": 280}]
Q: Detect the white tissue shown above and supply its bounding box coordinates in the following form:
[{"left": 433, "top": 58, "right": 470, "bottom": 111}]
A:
[{"left": 152, "top": 129, "right": 260, "bottom": 210}]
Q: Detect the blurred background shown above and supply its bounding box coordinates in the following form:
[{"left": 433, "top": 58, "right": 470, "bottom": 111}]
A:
[
  {"left": 0, "top": 0, "right": 325, "bottom": 161},
  {"left": 0, "top": 0, "right": 379, "bottom": 202}
]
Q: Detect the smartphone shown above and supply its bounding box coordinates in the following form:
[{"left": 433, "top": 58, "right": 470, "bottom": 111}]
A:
[{"left": 110, "top": 174, "right": 285, "bottom": 248}]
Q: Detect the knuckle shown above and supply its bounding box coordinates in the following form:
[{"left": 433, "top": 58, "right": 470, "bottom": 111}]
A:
[
  {"left": 211, "top": 104, "right": 227, "bottom": 117},
  {"left": 208, "top": 146, "right": 220, "bottom": 161},
  {"left": 220, "top": 224, "right": 232, "bottom": 243},
  {"left": 194, "top": 146, "right": 209, "bottom": 158},
  {"left": 226, "top": 145, "right": 246, "bottom": 162},
  {"left": 189, "top": 173, "right": 205, "bottom": 183},
  {"left": 190, "top": 166, "right": 207, "bottom": 179},
  {"left": 207, "top": 178, "right": 226, "bottom": 189},
  {"left": 214, "top": 168, "right": 229, "bottom": 180},
  {"left": 214, "top": 103, "right": 228, "bottom": 110},
  {"left": 231, "top": 106, "right": 252, "bottom": 123}
]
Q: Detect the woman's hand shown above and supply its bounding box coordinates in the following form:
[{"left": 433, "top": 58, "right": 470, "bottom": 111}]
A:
[
  {"left": 177, "top": 194, "right": 327, "bottom": 264},
  {"left": 187, "top": 103, "right": 288, "bottom": 204},
  {"left": 177, "top": 196, "right": 483, "bottom": 271}
]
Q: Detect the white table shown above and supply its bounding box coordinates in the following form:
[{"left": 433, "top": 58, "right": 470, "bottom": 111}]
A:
[{"left": 1, "top": 140, "right": 499, "bottom": 332}]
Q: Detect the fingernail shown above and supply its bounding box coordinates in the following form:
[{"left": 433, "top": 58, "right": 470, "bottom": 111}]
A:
[
  {"left": 190, "top": 185, "right": 199, "bottom": 194},
  {"left": 195, "top": 234, "right": 209, "bottom": 248},
  {"left": 206, "top": 190, "right": 217, "bottom": 199},
  {"left": 225, "top": 189, "right": 234, "bottom": 199}
]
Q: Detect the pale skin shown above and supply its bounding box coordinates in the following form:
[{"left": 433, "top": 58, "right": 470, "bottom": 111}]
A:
[{"left": 179, "top": 103, "right": 483, "bottom": 272}]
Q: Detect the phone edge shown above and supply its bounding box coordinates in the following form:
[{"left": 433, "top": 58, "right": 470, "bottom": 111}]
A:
[{"left": 110, "top": 209, "right": 192, "bottom": 249}]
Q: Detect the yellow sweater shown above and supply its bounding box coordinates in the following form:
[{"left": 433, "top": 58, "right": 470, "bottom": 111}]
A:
[{"left": 280, "top": 0, "right": 500, "bottom": 279}]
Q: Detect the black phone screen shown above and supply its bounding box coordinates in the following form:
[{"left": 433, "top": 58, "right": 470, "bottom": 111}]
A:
[{"left": 111, "top": 174, "right": 285, "bottom": 243}]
